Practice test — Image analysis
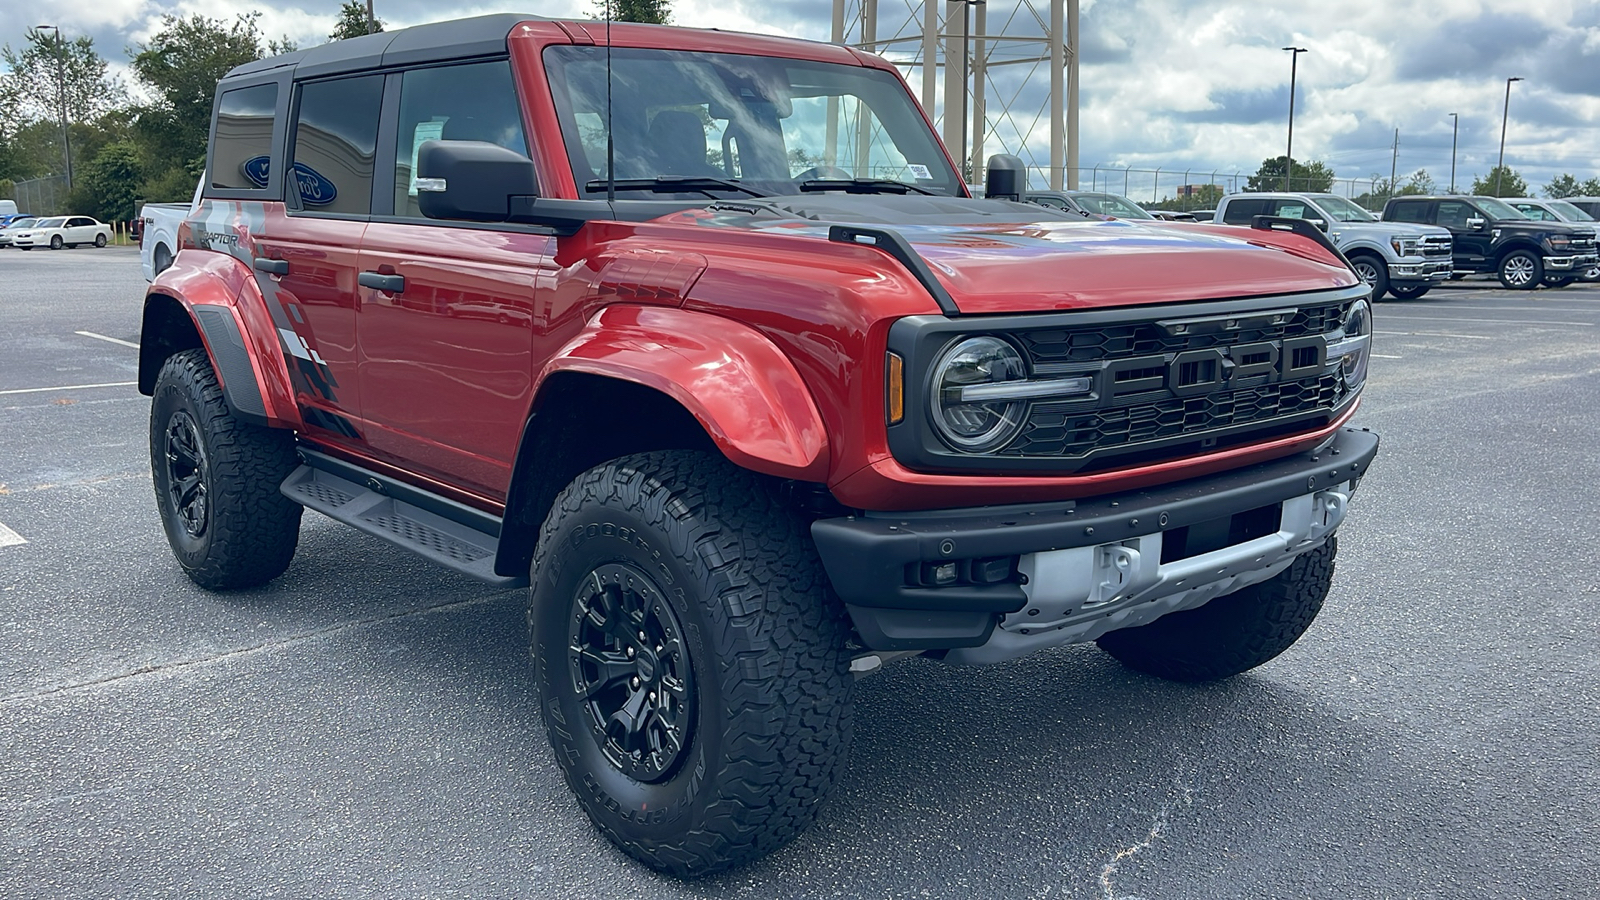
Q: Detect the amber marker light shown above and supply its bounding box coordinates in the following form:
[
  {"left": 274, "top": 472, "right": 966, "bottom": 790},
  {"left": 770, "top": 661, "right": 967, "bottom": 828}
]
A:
[{"left": 886, "top": 352, "right": 905, "bottom": 424}]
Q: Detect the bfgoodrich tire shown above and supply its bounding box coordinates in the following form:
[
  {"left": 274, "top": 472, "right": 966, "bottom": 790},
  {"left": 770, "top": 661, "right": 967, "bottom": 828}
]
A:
[
  {"left": 150, "top": 348, "right": 302, "bottom": 589},
  {"left": 530, "top": 451, "right": 854, "bottom": 877},
  {"left": 1096, "top": 538, "right": 1337, "bottom": 682}
]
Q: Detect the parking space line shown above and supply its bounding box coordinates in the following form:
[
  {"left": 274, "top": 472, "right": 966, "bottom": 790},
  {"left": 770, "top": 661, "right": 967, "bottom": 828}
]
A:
[
  {"left": 1374, "top": 330, "right": 1492, "bottom": 341},
  {"left": 1378, "top": 315, "right": 1592, "bottom": 327},
  {"left": 1372, "top": 354, "right": 1403, "bottom": 359},
  {"left": 0, "top": 382, "right": 138, "bottom": 396},
  {"left": 0, "top": 521, "right": 26, "bottom": 549},
  {"left": 75, "top": 331, "right": 140, "bottom": 349}
]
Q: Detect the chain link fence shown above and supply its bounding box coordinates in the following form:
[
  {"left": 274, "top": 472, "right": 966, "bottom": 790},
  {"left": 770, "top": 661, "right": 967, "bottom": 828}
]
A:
[
  {"left": 5, "top": 175, "right": 69, "bottom": 216},
  {"left": 1012, "top": 166, "right": 1413, "bottom": 213}
]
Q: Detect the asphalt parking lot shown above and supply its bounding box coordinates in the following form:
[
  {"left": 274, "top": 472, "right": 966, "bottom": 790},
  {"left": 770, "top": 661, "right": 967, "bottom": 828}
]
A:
[{"left": 2, "top": 245, "right": 1598, "bottom": 899}]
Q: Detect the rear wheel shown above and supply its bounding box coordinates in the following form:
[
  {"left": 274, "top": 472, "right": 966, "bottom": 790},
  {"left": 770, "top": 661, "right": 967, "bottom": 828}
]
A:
[
  {"left": 1348, "top": 254, "right": 1388, "bottom": 300},
  {"left": 150, "top": 349, "right": 302, "bottom": 589},
  {"left": 94, "top": 233, "right": 107, "bottom": 248},
  {"left": 531, "top": 451, "right": 854, "bottom": 877},
  {"left": 1096, "top": 539, "right": 1336, "bottom": 682},
  {"left": 154, "top": 244, "right": 174, "bottom": 276},
  {"left": 1497, "top": 250, "right": 1543, "bottom": 290},
  {"left": 1387, "top": 284, "right": 1430, "bottom": 300}
]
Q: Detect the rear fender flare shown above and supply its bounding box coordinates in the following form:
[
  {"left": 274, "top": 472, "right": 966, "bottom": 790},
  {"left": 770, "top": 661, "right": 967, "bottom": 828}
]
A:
[
  {"left": 537, "top": 305, "right": 829, "bottom": 481},
  {"left": 140, "top": 252, "right": 300, "bottom": 429}
]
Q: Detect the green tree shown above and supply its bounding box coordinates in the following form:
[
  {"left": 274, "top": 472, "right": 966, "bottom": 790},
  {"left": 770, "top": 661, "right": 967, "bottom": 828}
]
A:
[
  {"left": 69, "top": 141, "right": 142, "bottom": 222},
  {"left": 330, "top": 1, "right": 384, "bottom": 41},
  {"left": 1581, "top": 177, "right": 1600, "bottom": 196},
  {"left": 0, "top": 30, "right": 127, "bottom": 139},
  {"left": 592, "top": 0, "right": 673, "bottom": 24},
  {"left": 1395, "top": 168, "right": 1436, "bottom": 196},
  {"left": 1544, "top": 173, "right": 1581, "bottom": 198},
  {"left": 1244, "top": 156, "right": 1335, "bottom": 193},
  {"left": 1470, "top": 165, "right": 1526, "bottom": 198}
]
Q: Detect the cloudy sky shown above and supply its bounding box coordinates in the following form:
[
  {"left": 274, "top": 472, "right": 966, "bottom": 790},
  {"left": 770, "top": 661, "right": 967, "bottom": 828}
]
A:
[{"left": 5, "top": 0, "right": 1598, "bottom": 197}]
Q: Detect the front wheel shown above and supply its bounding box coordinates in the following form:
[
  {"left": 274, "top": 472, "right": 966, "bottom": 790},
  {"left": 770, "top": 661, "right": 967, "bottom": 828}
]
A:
[
  {"left": 1387, "top": 284, "right": 1431, "bottom": 300},
  {"left": 49, "top": 235, "right": 63, "bottom": 250},
  {"left": 1544, "top": 275, "right": 1577, "bottom": 288},
  {"left": 1348, "top": 255, "right": 1389, "bottom": 300},
  {"left": 531, "top": 451, "right": 854, "bottom": 877},
  {"left": 1498, "top": 250, "right": 1543, "bottom": 290},
  {"left": 150, "top": 349, "right": 302, "bottom": 589},
  {"left": 1096, "top": 538, "right": 1336, "bottom": 682}
]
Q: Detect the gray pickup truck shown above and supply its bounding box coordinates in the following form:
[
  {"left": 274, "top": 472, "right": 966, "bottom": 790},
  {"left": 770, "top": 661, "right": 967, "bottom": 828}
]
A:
[{"left": 1215, "top": 193, "right": 1453, "bottom": 300}]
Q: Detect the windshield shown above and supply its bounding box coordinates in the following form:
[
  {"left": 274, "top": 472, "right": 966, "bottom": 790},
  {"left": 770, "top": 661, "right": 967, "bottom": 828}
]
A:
[
  {"left": 1474, "top": 197, "right": 1525, "bottom": 220},
  {"left": 1548, "top": 200, "right": 1594, "bottom": 221},
  {"left": 37, "top": 217, "right": 66, "bottom": 227},
  {"left": 1069, "top": 192, "right": 1154, "bottom": 219},
  {"left": 1313, "top": 195, "right": 1377, "bottom": 222},
  {"left": 544, "top": 46, "right": 962, "bottom": 199},
  {"left": 5, "top": 217, "right": 36, "bottom": 229}
]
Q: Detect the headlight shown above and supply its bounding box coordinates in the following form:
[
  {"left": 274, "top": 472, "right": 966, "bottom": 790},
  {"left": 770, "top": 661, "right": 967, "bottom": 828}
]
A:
[
  {"left": 1327, "top": 298, "right": 1372, "bottom": 390},
  {"left": 1548, "top": 235, "right": 1572, "bottom": 249},
  {"left": 1390, "top": 236, "right": 1419, "bottom": 256},
  {"left": 929, "top": 336, "right": 1030, "bottom": 451}
]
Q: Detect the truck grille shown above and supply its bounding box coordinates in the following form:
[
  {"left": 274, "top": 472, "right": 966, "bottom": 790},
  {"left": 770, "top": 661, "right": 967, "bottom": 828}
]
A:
[
  {"left": 1571, "top": 233, "right": 1596, "bottom": 252},
  {"left": 1419, "top": 236, "right": 1452, "bottom": 257},
  {"left": 1017, "top": 301, "right": 1342, "bottom": 366}
]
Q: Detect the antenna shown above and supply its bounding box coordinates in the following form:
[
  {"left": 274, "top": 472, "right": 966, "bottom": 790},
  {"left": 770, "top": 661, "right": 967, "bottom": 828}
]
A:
[{"left": 605, "top": 1, "right": 615, "bottom": 204}]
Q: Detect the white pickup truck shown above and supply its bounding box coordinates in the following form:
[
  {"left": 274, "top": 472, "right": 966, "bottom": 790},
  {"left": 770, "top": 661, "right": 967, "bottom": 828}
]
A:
[{"left": 139, "top": 178, "right": 203, "bottom": 281}]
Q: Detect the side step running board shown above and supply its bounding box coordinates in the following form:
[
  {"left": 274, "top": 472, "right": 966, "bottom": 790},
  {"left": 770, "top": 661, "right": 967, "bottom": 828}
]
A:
[{"left": 280, "top": 452, "right": 527, "bottom": 588}]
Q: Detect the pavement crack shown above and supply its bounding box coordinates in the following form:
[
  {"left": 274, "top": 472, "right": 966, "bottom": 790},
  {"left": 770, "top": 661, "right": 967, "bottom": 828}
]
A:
[
  {"left": 0, "top": 591, "right": 520, "bottom": 707},
  {"left": 1096, "top": 777, "right": 1195, "bottom": 900}
]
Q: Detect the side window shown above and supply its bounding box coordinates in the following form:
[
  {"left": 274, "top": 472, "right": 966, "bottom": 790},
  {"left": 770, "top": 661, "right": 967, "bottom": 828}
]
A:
[
  {"left": 1389, "top": 202, "right": 1431, "bottom": 224},
  {"left": 1031, "top": 196, "right": 1069, "bottom": 210},
  {"left": 1271, "top": 201, "right": 1309, "bottom": 219},
  {"left": 1436, "top": 202, "right": 1471, "bottom": 228},
  {"left": 1221, "top": 199, "right": 1268, "bottom": 224},
  {"left": 393, "top": 60, "right": 528, "bottom": 219},
  {"left": 212, "top": 83, "right": 279, "bottom": 190},
  {"left": 291, "top": 75, "right": 384, "bottom": 216}
]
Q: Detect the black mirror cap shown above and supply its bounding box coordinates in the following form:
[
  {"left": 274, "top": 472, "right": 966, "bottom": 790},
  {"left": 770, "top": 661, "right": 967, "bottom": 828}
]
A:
[
  {"left": 984, "top": 154, "right": 1026, "bottom": 202},
  {"left": 417, "top": 139, "right": 538, "bottom": 222}
]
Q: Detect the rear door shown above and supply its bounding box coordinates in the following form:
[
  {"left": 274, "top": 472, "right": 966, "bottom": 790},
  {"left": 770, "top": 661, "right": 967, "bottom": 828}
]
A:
[{"left": 355, "top": 59, "right": 553, "bottom": 497}]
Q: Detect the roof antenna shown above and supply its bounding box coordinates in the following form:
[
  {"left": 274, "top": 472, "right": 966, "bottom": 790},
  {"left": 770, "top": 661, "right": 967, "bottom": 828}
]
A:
[{"left": 606, "top": 0, "right": 615, "bottom": 204}]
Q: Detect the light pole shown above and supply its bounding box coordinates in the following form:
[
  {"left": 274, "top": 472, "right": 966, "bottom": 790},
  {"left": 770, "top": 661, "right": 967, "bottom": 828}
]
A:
[
  {"left": 1448, "top": 112, "right": 1458, "bottom": 193},
  {"left": 34, "top": 24, "right": 72, "bottom": 191},
  {"left": 1495, "top": 76, "right": 1523, "bottom": 196},
  {"left": 366, "top": 0, "right": 376, "bottom": 35},
  {"left": 1282, "top": 46, "right": 1307, "bottom": 191}
]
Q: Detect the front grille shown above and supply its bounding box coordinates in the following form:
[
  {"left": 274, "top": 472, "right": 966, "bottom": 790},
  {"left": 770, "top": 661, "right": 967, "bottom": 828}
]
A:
[
  {"left": 1570, "top": 234, "right": 1596, "bottom": 251},
  {"left": 1018, "top": 301, "right": 1343, "bottom": 367},
  {"left": 1420, "top": 237, "right": 1452, "bottom": 257},
  {"left": 1005, "top": 373, "right": 1344, "bottom": 461}
]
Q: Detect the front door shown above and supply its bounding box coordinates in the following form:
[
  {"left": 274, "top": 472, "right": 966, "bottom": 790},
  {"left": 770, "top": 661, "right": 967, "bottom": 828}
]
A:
[{"left": 1437, "top": 199, "right": 1493, "bottom": 270}]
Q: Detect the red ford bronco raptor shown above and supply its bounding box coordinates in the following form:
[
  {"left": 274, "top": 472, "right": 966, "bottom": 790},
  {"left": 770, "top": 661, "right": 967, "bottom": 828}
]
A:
[{"left": 140, "top": 14, "right": 1379, "bottom": 876}]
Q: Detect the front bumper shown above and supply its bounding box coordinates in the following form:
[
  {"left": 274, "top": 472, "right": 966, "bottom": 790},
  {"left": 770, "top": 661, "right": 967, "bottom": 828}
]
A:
[
  {"left": 1545, "top": 253, "right": 1599, "bottom": 272},
  {"left": 813, "top": 426, "right": 1379, "bottom": 655},
  {"left": 1388, "top": 258, "right": 1452, "bottom": 282}
]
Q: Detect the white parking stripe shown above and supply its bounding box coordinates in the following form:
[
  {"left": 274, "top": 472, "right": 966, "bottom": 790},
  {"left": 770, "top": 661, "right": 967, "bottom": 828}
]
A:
[
  {"left": 1378, "top": 315, "right": 1593, "bottom": 327},
  {"left": 1375, "top": 330, "right": 1492, "bottom": 341},
  {"left": 0, "top": 522, "right": 26, "bottom": 549},
  {"left": 75, "top": 330, "right": 140, "bottom": 349},
  {"left": 0, "top": 381, "right": 138, "bottom": 396}
]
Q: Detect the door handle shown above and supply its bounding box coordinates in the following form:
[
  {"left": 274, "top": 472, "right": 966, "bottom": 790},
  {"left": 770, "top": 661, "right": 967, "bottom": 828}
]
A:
[
  {"left": 253, "top": 257, "right": 288, "bottom": 275},
  {"left": 359, "top": 271, "right": 405, "bottom": 293}
]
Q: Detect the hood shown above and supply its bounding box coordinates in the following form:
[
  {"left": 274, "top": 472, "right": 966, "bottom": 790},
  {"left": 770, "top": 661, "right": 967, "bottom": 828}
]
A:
[
  {"left": 1494, "top": 219, "right": 1595, "bottom": 237},
  {"left": 1359, "top": 221, "right": 1451, "bottom": 238},
  {"left": 669, "top": 195, "right": 1358, "bottom": 314}
]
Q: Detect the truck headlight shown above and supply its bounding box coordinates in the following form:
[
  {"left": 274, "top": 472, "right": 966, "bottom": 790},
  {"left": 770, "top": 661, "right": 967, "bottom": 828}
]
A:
[
  {"left": 1327, "top": 299, "right": 1372, "bottom": 390},
  {"left": 1390, "top": 236, "right": 1418, "bottom": 256},
  {"left": 930, "top": 336, "right": 1029, "bottom": 451},
  {"left": 1548, "top": 235, "right": 1572, "bottom": 249}
]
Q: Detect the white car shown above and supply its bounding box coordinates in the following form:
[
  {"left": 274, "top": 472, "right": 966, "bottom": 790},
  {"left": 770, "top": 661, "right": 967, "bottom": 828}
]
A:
[
  {"left": 10, "top": 215, "right": 114, "bottom": 250},
  {"left": 0, "top": 216, "right": 40, "bottom": 248}
]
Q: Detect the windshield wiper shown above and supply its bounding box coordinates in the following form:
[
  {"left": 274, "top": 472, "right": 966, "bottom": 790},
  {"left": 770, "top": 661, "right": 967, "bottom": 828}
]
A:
[
  {"left": 797, "top": 178, "right": 938, "bottom": 196},
  {"left": 585, "top": 176, "right": 767, "bottom": 199}
]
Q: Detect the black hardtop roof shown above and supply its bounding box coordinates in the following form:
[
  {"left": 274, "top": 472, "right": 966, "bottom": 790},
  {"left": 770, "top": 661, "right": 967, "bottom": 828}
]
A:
[{"left": 223, "top": 13, "right": 538, "bottom": 81}]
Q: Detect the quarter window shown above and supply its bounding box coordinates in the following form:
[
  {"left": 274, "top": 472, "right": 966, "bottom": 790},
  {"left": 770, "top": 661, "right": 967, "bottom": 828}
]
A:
[
  {"left": 392, "top": 61, "right": 528, "bottom": 219},
  {"left": 290, "top": 75, "right": 384, "bottom": 216},
  {"left": 212, "top": 84, "right": 278, "bottom": 190}
]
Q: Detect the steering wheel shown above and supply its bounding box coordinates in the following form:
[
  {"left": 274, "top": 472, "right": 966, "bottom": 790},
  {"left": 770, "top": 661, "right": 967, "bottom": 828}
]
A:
[{"left": 793, "top": 165, "right": 853, "bottom": 182}]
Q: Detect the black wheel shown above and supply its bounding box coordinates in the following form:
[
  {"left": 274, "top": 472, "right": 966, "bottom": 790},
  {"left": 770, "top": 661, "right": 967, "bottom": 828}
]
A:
[
  {"left": 1497, "top": 250, "right": 1543, "bottom": 290},
  {"left": 530, "top": 451, "right": 854, "bottom": 877},
  {"left": 94, "top": 233, "right": 107, "bottom": 248},
  {"left": 49, "top": 235, "right": 63, "bottom": 250},
  {"left": 21, "top": 246, "right": 31, "bottom": 251},
  {"left": 1544, "top": 275, "right": 1577, "bottom": 288},
  {"left": 150, "top": 349, "right": 301, "bottom": 589},
  {"left": 1387, "top": 284, "right": 1430, "bottom": 300},
  {"left": 1096, "top": 539, "right": 1336, "bottom": 682},
  {"left": 154, "top": 244, "right": 174, "bottom": 276},
  {"left": 1348, "top": 254, "right": 1388, "bottom": 301}
]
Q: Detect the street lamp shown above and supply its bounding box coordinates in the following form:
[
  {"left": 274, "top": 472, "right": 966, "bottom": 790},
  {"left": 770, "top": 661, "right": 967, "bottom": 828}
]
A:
[
  {"left": 1282, "top": 46, "right": 1307, "bottom": 191},
  {"left": 1448, "top": 112, "right": 1459, "bottom": 193},
  {"left": 34, "top": 24, "right": 72, "bottom": 191},
  {"left": 1495, "top": 77, "right": 1523, "bottom": 196}
]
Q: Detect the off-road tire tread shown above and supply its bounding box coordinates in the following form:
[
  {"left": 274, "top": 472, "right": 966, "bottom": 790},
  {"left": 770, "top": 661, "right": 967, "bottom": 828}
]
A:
[
  {"left": 530, "top": 451, "right": 854, "bottom": 877},
  {"left": 1096, "top": 538, "right": 1336, "bottom": 682},
  {"left": 151, "top": 349, "right": 301, "bottom": 589}
]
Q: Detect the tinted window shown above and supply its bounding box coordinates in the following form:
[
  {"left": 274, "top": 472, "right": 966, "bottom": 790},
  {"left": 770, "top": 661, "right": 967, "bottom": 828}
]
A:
[
  {"left": 212, "top": 84, "right": 279, "bottom": 190},
  {"left": 393, "top": 61, "right": 528, "bottom": 219},
  {"left": 290, "top": 75, "right": 383, "bottom": 216},
  {"left": 1436, "top": 201, "right": 1474, "bottom": 228},
  {"left": 1388, "top": 202, "right": 1431, "bottom": 224},
  {"left": 1221, "top": 198, "right": 1270, "bottom": 224}
]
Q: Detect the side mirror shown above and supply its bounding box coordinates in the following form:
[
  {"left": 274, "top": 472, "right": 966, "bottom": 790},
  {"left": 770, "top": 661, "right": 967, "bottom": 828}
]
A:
[
  {"left": 1307, "top": 217, "right": 1328, "bottom": 232},
  {"left": 984, "top": 153, "right": 1026, "bottom": 202},
  {"left": 1466, "top": 216, "right": 1486, "bottom": 230},
  {"left": 417, "top": 140, "right": 538, "bottom": 223}
]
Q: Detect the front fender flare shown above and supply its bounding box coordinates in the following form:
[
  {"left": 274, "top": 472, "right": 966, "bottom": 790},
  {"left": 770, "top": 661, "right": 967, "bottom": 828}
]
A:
[{"left": 538, "top": 305, "right": 829, "bottom": 481}]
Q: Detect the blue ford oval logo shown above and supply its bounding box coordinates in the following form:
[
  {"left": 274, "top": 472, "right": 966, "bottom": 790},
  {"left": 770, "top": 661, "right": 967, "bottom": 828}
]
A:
[
  {"left": 241, "top": 156, "right": 271, "bottom": 187},
  {"left": 291, "top": 164, "right": 337, "bottom": 207}
]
